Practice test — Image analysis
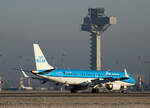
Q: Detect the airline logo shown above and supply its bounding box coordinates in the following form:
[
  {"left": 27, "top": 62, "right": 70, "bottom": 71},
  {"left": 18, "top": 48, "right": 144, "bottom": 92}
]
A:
[
  {"left": 36, "top": 56, "right": 46, "bottom": 63},
  {"left": 106, "top": 72, "right": 119, "bottom": 76},
  {"left": 106, "top": 72, "right": 111, "bottom": 76}
]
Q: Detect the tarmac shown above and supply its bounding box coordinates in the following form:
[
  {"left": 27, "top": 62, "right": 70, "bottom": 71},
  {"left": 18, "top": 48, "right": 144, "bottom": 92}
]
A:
[{"left": 0, "top": 91, "right": 150, "bottom": 108}]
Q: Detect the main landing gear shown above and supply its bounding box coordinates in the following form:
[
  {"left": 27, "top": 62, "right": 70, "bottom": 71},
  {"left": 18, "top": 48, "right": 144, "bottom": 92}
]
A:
[
  {"left": 121, "top": 86, "right": 127, "bottom": 93},
  {"left": 70, "top": 89, "right": 77, "bottom": 93},
  {"left": 91, "top": 88, "right": 99, "bottom": 93}
]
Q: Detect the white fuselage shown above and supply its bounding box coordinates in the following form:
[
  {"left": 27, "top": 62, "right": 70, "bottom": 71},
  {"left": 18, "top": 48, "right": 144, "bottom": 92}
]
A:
[{"left": 38, "top": 74, "right": 134, "bottom": 87}]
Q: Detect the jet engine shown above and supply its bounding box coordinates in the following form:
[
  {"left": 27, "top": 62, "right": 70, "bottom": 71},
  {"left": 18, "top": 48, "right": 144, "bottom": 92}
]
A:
[{"left": 105, "top": 83, "right": 121, "bottom": 90}]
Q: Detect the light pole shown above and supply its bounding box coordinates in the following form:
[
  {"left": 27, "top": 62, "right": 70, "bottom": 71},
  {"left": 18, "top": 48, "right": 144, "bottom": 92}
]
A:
[
  {"left": 144, "top": 61, "right": 150, "bottom": 86},
  {"left": 138, "top": 56, "right": 142, "bottom": 91},
  {"left": 0, "top": 53, "right": 3, "bottom": 91},
  {"left": 61, "top": 52, "right": 66, "bottom": 69}
]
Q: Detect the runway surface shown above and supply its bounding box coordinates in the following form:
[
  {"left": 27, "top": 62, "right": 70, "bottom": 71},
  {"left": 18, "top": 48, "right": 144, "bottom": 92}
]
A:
[
  {"left": 0, "top": 91, "right": 150, "bottom": 97},
  {"left": 0, "top": 91, "right": 150, "bottom": 108}
]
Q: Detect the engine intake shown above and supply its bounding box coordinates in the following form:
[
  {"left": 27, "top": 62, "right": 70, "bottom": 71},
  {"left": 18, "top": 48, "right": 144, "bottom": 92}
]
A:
[{"left": 105, "top": 84, "right": 121, "bottom": 90}]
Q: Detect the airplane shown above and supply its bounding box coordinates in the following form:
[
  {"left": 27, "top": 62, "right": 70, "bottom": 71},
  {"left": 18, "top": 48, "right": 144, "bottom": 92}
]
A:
[{"left": 21, "top": 44, "right": 136, "bottom": 93}]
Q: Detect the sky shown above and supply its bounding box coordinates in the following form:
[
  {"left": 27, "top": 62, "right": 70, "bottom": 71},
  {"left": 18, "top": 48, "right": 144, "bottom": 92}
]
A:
[{"left": 0, "top": 0, "right": 150, "bottom": 87}]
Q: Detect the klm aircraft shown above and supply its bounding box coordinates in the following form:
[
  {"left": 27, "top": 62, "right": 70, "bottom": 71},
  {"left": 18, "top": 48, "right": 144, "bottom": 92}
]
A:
[{"left": 22, "top": 44, "right": 136, "bottom": 93}]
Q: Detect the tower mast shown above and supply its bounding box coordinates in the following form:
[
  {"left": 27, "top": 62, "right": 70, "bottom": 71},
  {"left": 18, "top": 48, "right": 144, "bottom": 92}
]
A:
[{"left": 81, "top": 8, "right": 117, "bottom": 70}]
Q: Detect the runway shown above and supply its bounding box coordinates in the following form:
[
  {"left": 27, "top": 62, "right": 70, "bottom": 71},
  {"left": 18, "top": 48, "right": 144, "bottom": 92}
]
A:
[
  {"left": 0, "top": 91, "right": 150, "bottom": 108},
  {"left": 0, "top": 91, "right": 150, "bottom": 97}
]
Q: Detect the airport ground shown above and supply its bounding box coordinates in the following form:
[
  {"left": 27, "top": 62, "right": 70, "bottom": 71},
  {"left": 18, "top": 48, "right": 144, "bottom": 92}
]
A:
[{"left": 0, "top": 91, "right": 150, "bottom": 108}]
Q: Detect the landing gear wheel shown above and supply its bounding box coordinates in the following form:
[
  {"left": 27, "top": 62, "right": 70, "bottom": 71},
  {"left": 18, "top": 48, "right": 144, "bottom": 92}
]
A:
[
  {"left": 121, "top": 86, "right": 127, "bottom": 94},
  {"left": 70, "top": 89, "right": 77, "bottom": 93},
  {"left": 121, "top": 90, "right": 126, "bottom": 94},
  {"left": 92, "top": 88, "right": 99, "bottom": 93}
]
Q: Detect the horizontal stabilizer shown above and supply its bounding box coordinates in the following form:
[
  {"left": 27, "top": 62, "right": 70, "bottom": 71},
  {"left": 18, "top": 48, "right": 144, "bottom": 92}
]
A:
[{"left": 21, "top": 68, "right": 29, "bottom": 78}]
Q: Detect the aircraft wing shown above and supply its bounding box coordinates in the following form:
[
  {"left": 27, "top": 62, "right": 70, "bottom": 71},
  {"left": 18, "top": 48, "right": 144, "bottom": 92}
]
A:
[{"left": 91, "top": 69, "right": 129, "bottom": 87}]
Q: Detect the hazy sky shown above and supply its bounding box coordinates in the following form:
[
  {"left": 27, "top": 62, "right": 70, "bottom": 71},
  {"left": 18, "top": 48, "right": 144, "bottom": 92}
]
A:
[{"left": 0, "top": 0, "right": 150, "bottom": 86}]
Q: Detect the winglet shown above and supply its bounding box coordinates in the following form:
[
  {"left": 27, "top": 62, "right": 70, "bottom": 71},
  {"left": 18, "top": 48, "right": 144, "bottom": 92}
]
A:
[
  {"left": 124, "top": 68, "right": 129, "bottom": 78},
  {"left": 21, "top": 68, "right": 29, "bottom": 78}
]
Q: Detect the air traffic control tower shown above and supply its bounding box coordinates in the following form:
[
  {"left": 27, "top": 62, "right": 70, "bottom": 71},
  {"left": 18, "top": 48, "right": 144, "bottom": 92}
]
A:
[{"left": 81, "top": 8, "right": 117, "bottom": 70}]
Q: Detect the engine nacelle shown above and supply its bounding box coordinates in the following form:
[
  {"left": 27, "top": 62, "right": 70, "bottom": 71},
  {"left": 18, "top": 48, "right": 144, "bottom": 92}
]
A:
[{"left": 105, "top": 84, "right": 121, "bottom": 91}]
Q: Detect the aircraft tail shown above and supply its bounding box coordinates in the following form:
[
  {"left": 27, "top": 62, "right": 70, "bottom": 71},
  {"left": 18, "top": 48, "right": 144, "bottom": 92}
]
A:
[{"left": 33, "top": 44, "right": 54, "bottom": 70}]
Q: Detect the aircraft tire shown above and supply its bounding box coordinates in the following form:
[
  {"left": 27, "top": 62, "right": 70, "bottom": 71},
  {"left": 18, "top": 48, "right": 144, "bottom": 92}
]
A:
[
  {"left": 70, "top": 89, "right": 77, "bottom": 93},
  {"left": 92, "top": 88, "right": 99, "bottom": 93},
  {"left": 121, "top": 90, "right": 127, "bottom": 94}
]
